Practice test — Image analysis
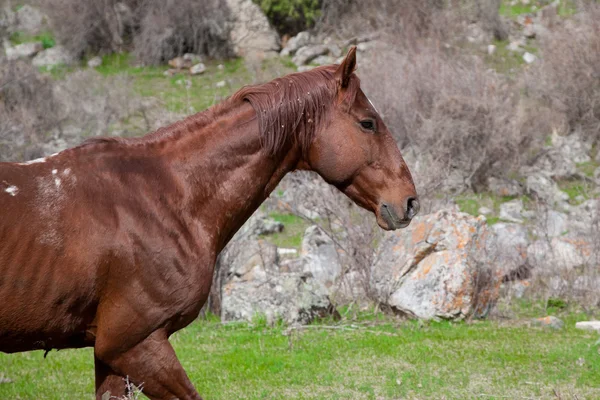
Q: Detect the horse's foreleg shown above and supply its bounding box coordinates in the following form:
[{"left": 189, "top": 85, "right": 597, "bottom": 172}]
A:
[
  {"left": 95, "top": 329, "right": 202, "bottom": 400},
  {"left": 95, "top": 356, "right": 127, "bottom": 400}
]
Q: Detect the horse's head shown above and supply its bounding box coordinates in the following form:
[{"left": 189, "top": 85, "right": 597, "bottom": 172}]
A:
[{"left": 304, "top": 47, "right": 419, "bottom": 230}]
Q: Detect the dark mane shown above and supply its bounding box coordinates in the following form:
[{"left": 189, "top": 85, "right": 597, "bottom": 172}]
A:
[{"left": 82, "top": 65, "right": 360, "bottom": 156}]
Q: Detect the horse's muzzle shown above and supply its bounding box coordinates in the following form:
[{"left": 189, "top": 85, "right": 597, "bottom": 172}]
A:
[{"left": 379, "top": 197, "right": 419, "bottom": 230}]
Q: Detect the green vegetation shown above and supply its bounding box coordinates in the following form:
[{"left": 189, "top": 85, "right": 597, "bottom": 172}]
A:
[
  {"left": 577, "top": 161, "right": 599, "bottom": 178},
  {"left": 253, "top": 0, "right": 320, "bottom": 35},
  {"left": 9, "top": 31, "right": 55, "bottom": 49},
  {"left": 261, "top": 212, "right": 310, "bottom": 249},
  {"left": 558, "top": 179, "right": 593, "bottom": 205},
  {"left": 484, "top": 39, "right": 538, "bottom": 75},
  {"left": 1, "top": 308, "right": 599, "bottom": 399},
  {"left": 454, "top": 192, "right": 529, "bottom": 225}
]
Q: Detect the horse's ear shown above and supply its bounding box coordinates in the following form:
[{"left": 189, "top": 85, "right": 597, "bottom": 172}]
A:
[{"left": 335, "top": 46, "right": 357, "bottom": 89}]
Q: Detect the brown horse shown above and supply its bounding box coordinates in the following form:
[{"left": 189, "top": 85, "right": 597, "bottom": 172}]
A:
[{"left": 0, "top": 47, "right": 418, "bottom": 399}]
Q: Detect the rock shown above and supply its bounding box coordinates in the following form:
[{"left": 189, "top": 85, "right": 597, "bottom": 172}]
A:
[
  {"left": 225, "top": 0, "right": 280, "bottom": 58},
  {"left": 489, "top": 223, "right": 529, "bottom": 269},
  {"left": 5, "top": 42, "right": 43, "bottom": 60},
  {"left": 300, "top": 226, "right": 342, "bottom": 289},
  {"left": 527, "top": 238, "right": 585, "bottom": 271},
  {"left": 296, "top": 65, "right": 315, "bottom": 73},
  {"left": 183, "top": 53, "right": 203, "bottom": 64},
  {"left": 567, "top": 199, "right": 599, "bottom": 237},
  {"left": 536, "top": 209, "right": 568, "bottom": 237},
  {"left": 168, "top": 57, "right": 187, "bottom": 69},
  {"left": 525, "top": 173, "right": 569, "bottom": 207},
  {"left": 292, "top": 45, "right": 329, "bottom": 66},
  {"left": 466, "top": 23, "right": 487, "bottom": 43},
  {"left": 32, "top": 46, "right": 74, "bottom": 68},
  {"left": 252, "top": 217, "right": 284, "bottom": 236},
  {"left": 488, "top": 177, "right": 522, "bottom": 197},
  {"left": 499, "top": 199, "right": 525, "bottom": 223},
  {"left": 0, "top": 372, "right": 12, "bottom": 384},
  {"left": 311, "top": 55, "right": 335, "bottom": 66},
  {"left": 551, "top": 131, "right": 592, "bottom": 164},
  {"left": 523, "top": 23, "right": 536, "bottom": 39},
  {"left": 478, "top": 206, "right": 492, "bottom": 215},
  {"left": 372, "top": 210, "right": 500, "bottom": 320},
  {"left": 215, "top": 80, "right": 226, "bottom": 88},
  {"left": 327, "top": 44, "right": 342, "bottom": 58},
  {"left": 532, "top": 316, "right": 564, "bottom": 329},
  {"left": 163, "top": 69, "right": 178, "bottom": 77},
  {"left": 87, "top": 56, "right": 102, "bottom": 68},
  {"left": 221, "top": 240, "right": 332, "bottom": 324},
  {"left": 14, "top": 5, "right": 47, "bottom": 35},
  {"left": 280, "top": 31, "right": 311, "bottom": 57},
  {"left": 575, "top": 321, "right": 600, "bottom": 333},
  {"left": 487, "top": 44, "right": 496, "bottom": 55},
  {"left": 523, "top": 52, "right": 536, "bottom": 64},
  {"left": 507, "top": 40, "right": 524, "bottom": 53},
  {"left": 189, "top": 63, "right": 206, "bottom": 75}
]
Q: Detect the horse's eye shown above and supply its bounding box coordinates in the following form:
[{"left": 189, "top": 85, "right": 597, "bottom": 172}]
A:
[{"left": 360, "top": 120, "right": 375, "bottom": 131}]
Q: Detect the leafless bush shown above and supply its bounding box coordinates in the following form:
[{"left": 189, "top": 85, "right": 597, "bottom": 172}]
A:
[
  {"left": 524, "top": 3, "right": 600, "bottom": 143},
  {"left": 40, "top": 0, "right": 231, "bottom": 63},
  {"left": 0, "top": 60, "right": 61, "bottom": 161},
  {"left": 134, "top": 0, "right": 231, "bottom": 65},
  {"left": 360, "top": 45, "right": 523, "bottom": 196}
]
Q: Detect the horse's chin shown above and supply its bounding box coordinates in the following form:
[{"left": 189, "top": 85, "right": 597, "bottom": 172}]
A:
[{"left": 375, "top": 212, "right": 412, "bottom": 231}]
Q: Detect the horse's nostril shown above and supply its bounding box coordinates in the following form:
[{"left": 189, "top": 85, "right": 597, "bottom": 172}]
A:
[{"left": 406, "top": 197, "right": 420, "bottom": 219}]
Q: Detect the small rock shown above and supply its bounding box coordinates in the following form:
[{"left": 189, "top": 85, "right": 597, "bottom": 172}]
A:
[
  {"left": 575, "top": 321, "right": 600, "bottom": 333},
  {"left": 297, "top": 65, "right": 315, "bottom": 72},
  {"left": 478, "top": 206, "right": 492, "bottom": 215},
  {"left": 87, "top": 56, "right": 102, "bottom": 68},
  {"left": 487, "top": 44, "right": 496, "bottom": 55},
  {"left": 532, "top": 316, "right": 564, "bottom": 329},
  {"left": 277, "top": 248, "right": 298, "bottom": 257},
  {"left": 327, "top": 43, "right": 342, "bottom": 58},
  {"left": 183, "top": 53, "right": 203, "bottom": 64},
  {"left": 311, "top": 55, "right": 335, "bottom": 66},
  {"left": 189, "top": 63, "right": 206, "bottom": 75},
  {"left": 31, "top": 46, "right": 74, "bottom": 67},
  {"left": 499, "top": 199, "right": 524, "bottom": 223},
  {"left": 217, "top": 64, "right": 224, "bottom": 70},
  {"left": 5, "top": 42, "right": 43, "bottom": 60},
  {"left": 488, "top": 177, "right": 522, "bottom": 197},
  {"left": 253, "top": 217, "right": 284, "bottom": 236},
  {"left": 215, "top": 80, "right": 226, "bottom": 88},
  {"left": 163, "top": 69, "right": 178, "bottom": 77},
  {"left": 292, "top": 45, "right": 329, "bottom": 66},
  {"left": 168, "top": 57, "right": 187, "bottom": 69},
  {"left": 523, "top": 23, "right": 536, "bottom": 39},
  {"left": 280, "top": 31, "right": 311, "bottom": 57},
  {"left": 507, "top": 41, "right": 524, "bottom": 53},
  {"left": 523, "top": 52, "right": 536, "bottom": 64}
]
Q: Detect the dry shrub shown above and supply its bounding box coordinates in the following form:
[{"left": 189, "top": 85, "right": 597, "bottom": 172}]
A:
[
  {"left": 0, "top": 60, "right": 61, "bottom": 161},
  {"left": 40, "top": 0, "right": 231, "bottom": 63},
  {"left": 525, "top": 3, "right": 600, "bottom": 143},
  {"left": 134, "top": 0, "right": 231, "bottom": 65},
  {"left": 360, "top": 45, "right": 522, "bottom": 196}
]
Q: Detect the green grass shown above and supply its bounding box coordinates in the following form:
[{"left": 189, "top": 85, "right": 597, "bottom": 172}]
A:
[
  {"left": 9, "top": 31, "right": 55, "bottom": 49},
  {"left": 558, "top": 179, "right": 594, "bottom": 205},
  {"left": 260, "top": 213, "right": 310, "bottom": 250},
  {"left": 484, "top": 39, "right": 539, "bottom": 75},
  {"left": 454, "top": 192, "right": 529, "bottom": 225},
  {"left": 576, "top": 161, "right": 599, "bottom": 178},
  {"left": 1, "top": 311, "right": 600, "bottom": 399}
]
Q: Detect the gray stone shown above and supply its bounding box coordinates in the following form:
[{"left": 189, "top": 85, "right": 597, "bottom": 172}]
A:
[
  {"left": 280, "top": 31, "right": 311, "bottom": 57},
  {"left": 5, "top": 41, "right": 43, "bottom": 60},
  {"left": 189, "top": 63, "right": 207, "bottom": 75},
  {"left": 478, "top": 206, "right": 492, "bottom": 215},
  {"left": 296, "top": 65, "right": 315, "bottom": 73},
  {"left": 87, "top": 56, "right": 102, "bottom": 68},
  {"left": 532, "top": 316, "right": 564, "bottom": 329},
  {"left": 253, "top": 217, "right": 284, "bottom": 236},
  {"left": 311, "top": 55, "right": 335, "bottom": 66},
  {"left": 525, "top": 173, "right": 569, "bottom": 207},
  {"left": 527, "top": 238, "right": 585, "bottom": 271},
  {"left": 487, "top": 44, "right": 496, "bottom": 55},
  {"left": 499, "top": 199, "right": 524, "bottom": 223},
  {"left": 489, "top": 223, "right": 529, "bottom": 269},
  {"left": 507, "top": 40, "right": 524, "bottom": 52},
  {"left": 523, "top": 52, "right": 536, "bottom": 64},
  {"left": 372, "top": 210, "right": 499, "bottom": 320},
  {"left": 292, "top": 45, "right": 329, "bottom": 66},
  {"left": 225, "top": 0, "right": 280, "bottom": 58},
  {"left": 540, "top": 209, "right": 568, "bottom": 237},
  {"left": 327, "top": 43, "right": 342, "bottom": 58},
  {"left": 488, "top": 177, "right": 522, "bottom": 197},
  {"left": 183, "top": 53, "right": 203, "bottom": 64},
  {"left": 300, "top": 226, "right": 342, "bottom": 289},
  {"left": 14, "top": 5, "right": 46, "bottom": 35},
  {"left": 32, "top": 46, "right": 74, "bottom": 68},
  {"left": 575, "top": 321, "right": 600, "bottom": 333},
  {"left": 221, "top": 240, "right": 332, "bottom": 324},
  {"left": 215, "top": 80, "right": 226, "bottom": 88}
]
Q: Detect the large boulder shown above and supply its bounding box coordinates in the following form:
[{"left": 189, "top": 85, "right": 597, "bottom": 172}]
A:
[
  {"left": 372, "top": 210, "right": 500, "bottom": 320},
  {"left": 225, "top": 0, "right": 280, "bottom": 58},
  {"left": 221, "top": 240, "right": 333, "bottom": 324}
]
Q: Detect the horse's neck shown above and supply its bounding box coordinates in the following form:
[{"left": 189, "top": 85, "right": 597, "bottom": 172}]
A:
[{"left": 166, "top": 102, "right": 301, "bottom": 252}]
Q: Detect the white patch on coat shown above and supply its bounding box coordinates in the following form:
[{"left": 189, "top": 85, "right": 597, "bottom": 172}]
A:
[{"left": 4, "top": 185, "right": 18, "bottom": 196}]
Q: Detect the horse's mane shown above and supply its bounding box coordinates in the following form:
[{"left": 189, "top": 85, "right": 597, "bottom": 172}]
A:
[{"left": 82, "top": 64, "right": 360, "bottom": 157}]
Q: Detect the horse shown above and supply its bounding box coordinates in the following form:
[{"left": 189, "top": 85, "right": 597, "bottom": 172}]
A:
[{"left": 0, "top": 47, "right": 419, "bottom": 399}]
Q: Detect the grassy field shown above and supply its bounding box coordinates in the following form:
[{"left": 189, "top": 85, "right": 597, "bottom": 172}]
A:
[{"left": 1, "top": 307, "right": 599, "bottom": 400}]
